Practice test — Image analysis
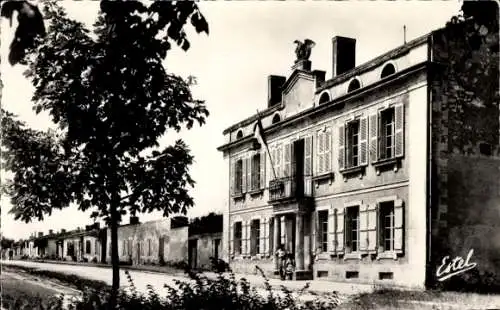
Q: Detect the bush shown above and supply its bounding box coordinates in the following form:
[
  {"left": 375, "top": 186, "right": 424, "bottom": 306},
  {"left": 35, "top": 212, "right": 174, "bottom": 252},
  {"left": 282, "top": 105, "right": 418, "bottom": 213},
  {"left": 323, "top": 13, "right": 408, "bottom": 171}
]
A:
[{"left": 62, "top": 265, "right": 340, "bottom": 310}]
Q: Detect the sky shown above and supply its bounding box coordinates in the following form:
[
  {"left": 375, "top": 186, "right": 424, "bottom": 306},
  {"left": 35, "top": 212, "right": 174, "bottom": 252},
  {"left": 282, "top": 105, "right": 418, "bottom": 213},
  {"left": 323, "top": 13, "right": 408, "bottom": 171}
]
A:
[{"left": 1, "top": 1, "right": 462, "bottom": 240}]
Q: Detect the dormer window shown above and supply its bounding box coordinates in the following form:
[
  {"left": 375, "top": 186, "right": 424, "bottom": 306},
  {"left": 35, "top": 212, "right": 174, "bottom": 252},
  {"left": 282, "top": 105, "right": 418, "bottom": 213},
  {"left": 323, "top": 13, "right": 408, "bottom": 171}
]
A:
[
  {"left": 347, "top": 78, "right": 361, "bottom": 93},
  {"left": 319, "top": 92, "right": 330, "bottom": 105},
  {"left": 381, "top": 63, "right": 396, "bottom": 79},
  {"left": 236, "top": 130, "right": 243, "bottom": 139},
  {"left": 272, "top": 113, "right": 281, "bottom": 124}
]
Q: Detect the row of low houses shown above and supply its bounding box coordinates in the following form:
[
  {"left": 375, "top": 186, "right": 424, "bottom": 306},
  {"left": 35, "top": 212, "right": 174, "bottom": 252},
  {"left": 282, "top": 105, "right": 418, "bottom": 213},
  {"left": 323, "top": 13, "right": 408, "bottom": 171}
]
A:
[{"left": 5, "top": 214, "right": 223, "bottom": 270}]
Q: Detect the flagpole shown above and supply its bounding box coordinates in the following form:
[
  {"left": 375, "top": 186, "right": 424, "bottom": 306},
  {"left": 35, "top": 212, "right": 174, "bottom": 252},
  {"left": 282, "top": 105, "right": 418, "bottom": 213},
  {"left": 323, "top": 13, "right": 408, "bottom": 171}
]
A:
[{"left": 256, "top": 109, "right": 278, "bottom": 180}]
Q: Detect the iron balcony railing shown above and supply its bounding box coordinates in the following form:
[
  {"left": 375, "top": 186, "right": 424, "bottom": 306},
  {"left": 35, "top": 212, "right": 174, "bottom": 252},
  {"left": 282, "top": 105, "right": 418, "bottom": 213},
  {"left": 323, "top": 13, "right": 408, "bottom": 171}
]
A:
[{"left": 268, "top": 175, "right": 312, "bottom": 202}]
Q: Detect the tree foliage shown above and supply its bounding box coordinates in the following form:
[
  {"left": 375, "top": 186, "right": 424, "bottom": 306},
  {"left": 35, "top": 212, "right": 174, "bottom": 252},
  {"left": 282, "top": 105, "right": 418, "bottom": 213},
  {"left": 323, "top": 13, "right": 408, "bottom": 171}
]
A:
[{"left": 2, "top": 0, "right": 209, "bottom": 223}]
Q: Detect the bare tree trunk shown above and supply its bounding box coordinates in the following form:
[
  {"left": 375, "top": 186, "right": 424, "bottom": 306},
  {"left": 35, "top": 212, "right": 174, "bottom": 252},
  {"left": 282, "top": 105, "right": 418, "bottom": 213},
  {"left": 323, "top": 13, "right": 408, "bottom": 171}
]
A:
[{"left": 109, "top": 195, "right": 120, "bottom": 308}]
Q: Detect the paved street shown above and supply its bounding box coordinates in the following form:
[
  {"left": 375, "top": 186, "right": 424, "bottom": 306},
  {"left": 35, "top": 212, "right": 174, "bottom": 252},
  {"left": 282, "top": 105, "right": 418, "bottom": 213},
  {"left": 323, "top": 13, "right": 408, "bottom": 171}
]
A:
[{"left": 2, "top": 260, "right": 361, "bottom": 302}]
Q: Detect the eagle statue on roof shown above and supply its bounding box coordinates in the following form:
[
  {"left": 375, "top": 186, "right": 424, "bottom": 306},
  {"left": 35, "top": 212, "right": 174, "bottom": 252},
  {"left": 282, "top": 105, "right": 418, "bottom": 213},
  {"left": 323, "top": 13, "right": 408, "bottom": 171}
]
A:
[{"left": 293, "top": 39, "right": 316, "bottom": 62}]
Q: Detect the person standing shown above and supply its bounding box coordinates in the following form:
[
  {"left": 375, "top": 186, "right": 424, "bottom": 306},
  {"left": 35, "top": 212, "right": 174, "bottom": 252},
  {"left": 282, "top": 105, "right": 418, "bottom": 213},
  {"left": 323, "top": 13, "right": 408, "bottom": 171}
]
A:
[
  {"left": 285, "top": 253, "right": 295, "bottom": 280},
  {"left": 275, "top": 244, "right": 286, "bottom": 280}
]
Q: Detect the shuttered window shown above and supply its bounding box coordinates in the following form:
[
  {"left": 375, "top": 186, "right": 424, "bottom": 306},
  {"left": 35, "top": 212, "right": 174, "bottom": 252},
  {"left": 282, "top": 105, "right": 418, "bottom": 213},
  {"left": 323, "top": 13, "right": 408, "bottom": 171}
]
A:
[
  {"left": 234, "top": 159, "right": 243, "bottom": 194},
  {"left": 251, "top": 153, "right": 261, "bottom": 190},
  {"left": 345, "top": 206, "right": 360, "bottom": 253},
  {"left": 250, "top": 219, "right": 260, "bottom": 255},
  {"left": 317, "top": 210, "right": 328, "bottom": 252},
  {"left": 341, "top": 117, "right": 368, "bottom": 170},
  {"left": 234, "top": 222, "right": 242, "bottom": 255},
  {"left": 370, "top": 103, "right": 404, "bottom": 163}
]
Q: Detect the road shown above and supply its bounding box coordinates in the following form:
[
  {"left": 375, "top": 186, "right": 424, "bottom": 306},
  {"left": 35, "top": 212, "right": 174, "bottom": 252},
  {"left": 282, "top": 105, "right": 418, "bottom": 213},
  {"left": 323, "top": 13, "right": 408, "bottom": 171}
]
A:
[{"left": 2, "top": 260, "right": 347, "bottom": 303}]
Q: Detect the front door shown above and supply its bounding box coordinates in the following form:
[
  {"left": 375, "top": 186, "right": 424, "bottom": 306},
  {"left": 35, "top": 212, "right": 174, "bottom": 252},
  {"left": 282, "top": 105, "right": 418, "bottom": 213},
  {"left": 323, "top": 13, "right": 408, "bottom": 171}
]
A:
[
  {"left": 158, "top": 236, "right": 165, "bottom": 263},
  {"left": 188, "top": 239, "right": 198, "bottom": 269}
]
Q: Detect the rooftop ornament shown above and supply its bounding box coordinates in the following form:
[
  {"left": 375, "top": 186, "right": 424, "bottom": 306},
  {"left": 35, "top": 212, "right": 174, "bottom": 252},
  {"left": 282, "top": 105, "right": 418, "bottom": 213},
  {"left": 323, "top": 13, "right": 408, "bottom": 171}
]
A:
[{"left": 293, "top": 39, "right": 316, "bottom": 62}]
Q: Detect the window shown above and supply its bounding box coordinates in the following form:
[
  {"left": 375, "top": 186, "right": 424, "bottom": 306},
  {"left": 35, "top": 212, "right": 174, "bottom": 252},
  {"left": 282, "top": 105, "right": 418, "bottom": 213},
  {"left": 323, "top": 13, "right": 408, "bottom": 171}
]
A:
[
  {"left": 85, "top": 240, "right": 91, "bottom": 254},
  {"left": 381, "top": 64, "right": 396, "bottom": 78},
  {"left": 234, "top": 222, "right": 242, "bottom": 255},
  {"left": 318, "top": 211, "right": 329, "bottom": 252},
  {"left": 319, "top": 92, "right": 330, "bottom": 105},
  {"left": 345, "top": 206, "right": 360, "bottom": 253},
  {"left": 236, "top": 130, "right": 243, "bottom": 139},
  {"left": 147, "top": 239, "right": 152, "bottom": 256},
  {"left": 347, "top": 78, "right": 361, "bottom": 93},
  {"left": 250, "top": 219, "right": 260, "bottom": 255},
  {"left": 234, "top": 159, "right": 243, "bottom": 194},
  {"left": 346, "top": 120, "right": 360, "bottom": 168},
  {"left": 272, "top": 113, "right": 281, "bottom": 124},
  {"left": 379, "top": 108, "right": 395, "bottom": 160},
  {"left": 370, "top": 104, "right": 404, "bottom": 163},
  {"left": 251, "top": 154, "right": 261, "bottom": 190},
  {"left": 379, "top": 201, "right": 395, "bottom": 252}
]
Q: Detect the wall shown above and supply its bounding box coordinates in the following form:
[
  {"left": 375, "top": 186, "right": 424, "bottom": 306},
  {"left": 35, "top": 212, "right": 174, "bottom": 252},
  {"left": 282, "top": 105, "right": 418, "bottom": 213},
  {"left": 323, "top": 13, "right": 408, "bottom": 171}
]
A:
[
  {"left": 430, "top": 18, "right": 500, "bottom": 290},
  {"left": 190, "top": 232, "right": 222, "bottom": 270},
  {"left": 106, "top": 219, "right": 188, "bottom": 265}
]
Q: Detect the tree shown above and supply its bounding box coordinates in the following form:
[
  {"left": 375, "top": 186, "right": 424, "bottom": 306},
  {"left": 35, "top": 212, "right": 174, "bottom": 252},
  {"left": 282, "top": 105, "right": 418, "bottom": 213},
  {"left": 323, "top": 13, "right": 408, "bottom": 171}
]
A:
[{"left": 1, "top": 1, "right": 209, "bottom": 307}]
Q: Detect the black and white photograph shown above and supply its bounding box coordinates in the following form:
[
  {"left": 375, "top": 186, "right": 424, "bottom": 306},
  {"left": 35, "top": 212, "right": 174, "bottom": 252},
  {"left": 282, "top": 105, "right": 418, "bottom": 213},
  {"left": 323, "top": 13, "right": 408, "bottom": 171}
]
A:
[{"left": 0, "top": 0, "right": 499, "bottom": 309}]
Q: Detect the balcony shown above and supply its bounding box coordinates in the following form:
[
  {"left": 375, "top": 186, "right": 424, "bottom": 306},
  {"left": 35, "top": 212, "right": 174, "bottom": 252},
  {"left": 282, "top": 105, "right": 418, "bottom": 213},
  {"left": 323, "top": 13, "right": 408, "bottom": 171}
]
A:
[{"left": 268, "top": 175, "right": 312, "bottom": 204}]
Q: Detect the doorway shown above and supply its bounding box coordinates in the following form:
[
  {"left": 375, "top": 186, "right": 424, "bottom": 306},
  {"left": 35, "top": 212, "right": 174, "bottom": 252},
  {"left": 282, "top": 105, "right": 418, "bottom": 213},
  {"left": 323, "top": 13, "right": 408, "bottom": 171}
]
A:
[
  {"left": 188, "top": 239, "right": 198, "bottom": 269},
  {"left": 293, "top": 139, "right": 305, "bottom": 197}
]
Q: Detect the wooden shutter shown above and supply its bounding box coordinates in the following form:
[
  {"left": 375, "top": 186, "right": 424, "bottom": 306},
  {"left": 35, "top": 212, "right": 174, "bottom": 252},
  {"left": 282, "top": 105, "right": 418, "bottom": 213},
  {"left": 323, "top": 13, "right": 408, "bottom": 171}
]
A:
[
  {"left": 259, "top": 219, "right": 265, "bottom": 255},
  {"left": 312, "top": 211, "right": 318, "bottom": 253},
  {"left": 395, "top": 103, "right": 404, "bottom": 158},
  {"left": 240, "top": 158, "right": 246, "bottom": 193},
  {"left": 317, "top": 131, "right": 324, "bottom": 174},
  {"left": 369, "top": 113, "right": 378, "bottom": 163},
  {"left": 360, "top": 117, "right": 368, "bottom": 166},
  {"left": 241, "top": 221, "right": 248, "bottom": 255},
  {"left": 325, "top": 128, "right": 332, "bottom": 173},
  {"left": 260, "top": 151, "right": 266, "bottom": 189},
  {"left": 328, "top": 209, "right": 336, "bottom": 254},
  {"left": 276, "top": 145, "right": 282, "bottom": 178},
  {"left": 338, "top": 125, "right": 345, "bottom": 170},
  {"left": 304, "top": 136, "right": 312, "bottom": 176},
  {"left": 367, "top": 204, "right": 378, "bottom": 254},
  {"left": 230, "top": 160, "right": 235, "bottom": 195},
  {"left": 230, "top": 222, "right": 234, "bottom": 256},
  {"left": 267, "top": 218, "right": 274, "bottom": 256},
  {"left": 270, "top": 146, "right": 276, "bottom": 180},
  {"left": 246, "top": 156, "right": 252, "bottom": 192},
  {"left": 284, "top": 142, "right": 291, "bottom": 177},
  {"left": 359, "top": 205, "right": 368, "bottom": 253},
  {"left": 335, "top": 208, "right": 345, "bottom": 254},
  {"left": 394, "top": 199, "right": 404, "bottom": 254}
]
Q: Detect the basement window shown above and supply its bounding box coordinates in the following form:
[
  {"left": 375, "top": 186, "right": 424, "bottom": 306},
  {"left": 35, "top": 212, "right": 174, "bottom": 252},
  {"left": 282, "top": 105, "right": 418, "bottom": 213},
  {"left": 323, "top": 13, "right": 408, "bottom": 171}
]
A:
[
  {"left": 379, "top": 272, "right": 394, "bottom": 280},
  {"left": 346, "top": 271, "right": 359, "bottom": 279}
]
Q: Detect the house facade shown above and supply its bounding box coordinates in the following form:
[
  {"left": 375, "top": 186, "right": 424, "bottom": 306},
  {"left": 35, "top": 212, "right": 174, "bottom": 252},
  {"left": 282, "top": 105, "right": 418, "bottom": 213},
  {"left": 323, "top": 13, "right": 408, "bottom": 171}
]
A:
[
  {"left": 188, "top": 213, "right": 223, "bottom": 270},
  {"left": 106, "top": 216, "right": 189, "bottom": 265},
  {"left": 218, "top": 11, "right": 499, "bottom": 289}
]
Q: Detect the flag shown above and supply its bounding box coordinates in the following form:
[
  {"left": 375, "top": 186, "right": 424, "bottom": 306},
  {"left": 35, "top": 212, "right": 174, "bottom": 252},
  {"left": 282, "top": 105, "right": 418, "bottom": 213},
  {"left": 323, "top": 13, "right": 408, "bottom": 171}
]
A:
[
  {"left": 254, "top": 115, "right": 267, "bottom": 148},
  {"left": 255, "top": 110, "right": 277, "bottom": 180}
]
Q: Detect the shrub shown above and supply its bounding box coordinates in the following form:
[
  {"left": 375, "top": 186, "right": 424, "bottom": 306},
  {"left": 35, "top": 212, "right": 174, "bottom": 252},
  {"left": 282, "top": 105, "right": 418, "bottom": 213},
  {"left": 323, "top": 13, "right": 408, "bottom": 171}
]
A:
[{"left": 63, "top": 265, "right": 340, "bottom": 310}]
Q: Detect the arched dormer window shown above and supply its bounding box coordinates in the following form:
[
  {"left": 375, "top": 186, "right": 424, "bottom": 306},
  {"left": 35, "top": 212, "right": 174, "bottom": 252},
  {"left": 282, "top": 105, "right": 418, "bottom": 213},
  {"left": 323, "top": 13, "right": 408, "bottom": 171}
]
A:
[
  {"left": 236, "top": 130, "right": 243, "bottom": 139},
  {"left": 319, "top": 92, "right": 330, "bottom": 105},
  {"left": 381, "top": 63, "right": 396, "bottom": 78},
  {"left": 272, "top": 113, "right": 281, "bottom": 124},
  {"left": 347, "top": 78, "right": 361, "bottom": 93}
]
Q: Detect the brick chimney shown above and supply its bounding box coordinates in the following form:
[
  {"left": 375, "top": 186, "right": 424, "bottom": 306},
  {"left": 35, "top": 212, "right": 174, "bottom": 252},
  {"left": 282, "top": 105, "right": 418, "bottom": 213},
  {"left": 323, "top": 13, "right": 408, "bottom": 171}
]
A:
[
  {"left": 332, "top": 36, "right": 356, "bottom": 78},
  {"left": 267, "top": 75, "right": 286, "bottom": 108},
  {"left": 313, "top": 70, "right": 326, "bottom": 87}
]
